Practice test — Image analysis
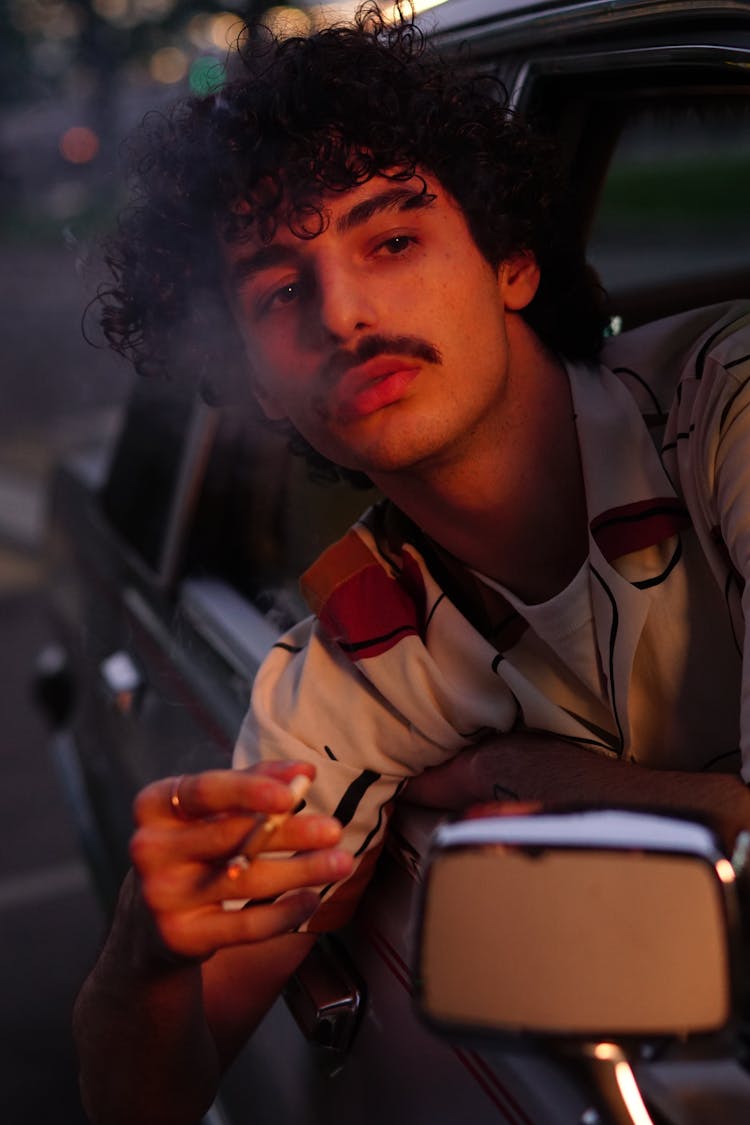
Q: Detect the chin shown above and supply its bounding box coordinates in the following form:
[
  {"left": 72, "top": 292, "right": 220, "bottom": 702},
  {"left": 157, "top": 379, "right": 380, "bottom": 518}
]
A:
[{"left": 316, "top": 415, "right": 445, "bottom": 478}]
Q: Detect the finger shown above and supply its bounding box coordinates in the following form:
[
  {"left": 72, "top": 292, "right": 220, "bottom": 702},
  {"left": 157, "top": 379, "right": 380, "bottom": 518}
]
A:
[
  {"left": 157, "top": 890, "right": 320, "bottom": 958},
  {"left": 134, "top": 763, "right": 315, "bottom": 825},
  {"left": 144, "top": 847, "right": 353, "bottom": 912},
  {"left": 247, "top": 761, "right": 317, "bottom": 787},
  {"left": 216, "top": 847, "right": 353, "bottom": 903},
  {"left": 131, "top": 813, "right": 343, "bottom": 869}
]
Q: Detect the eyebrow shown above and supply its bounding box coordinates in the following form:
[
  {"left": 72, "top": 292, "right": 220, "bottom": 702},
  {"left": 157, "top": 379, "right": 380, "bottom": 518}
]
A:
[
  {"left": 227, "top": 186, "right": 435, "bottom": 288},
  {"left": 335, "top": 185, "right": 435, "bottom": 235}
]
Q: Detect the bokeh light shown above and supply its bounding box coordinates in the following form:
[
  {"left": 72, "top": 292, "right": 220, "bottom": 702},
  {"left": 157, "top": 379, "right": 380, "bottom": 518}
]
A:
[
  {"left": 149, "top": 46, "right": 189, "bottom": 84},
  {"left": 93, "top": 0, "right": 177, "bottom": 26},
  {"left": 135, "top": 0, "right": 178, "bottom": 18},
  {"left": 307, "top": 3, "right": 357, "bottom": 29},
  {"left": 208, "top": 12, "right": 244, "bottom": 49},
  {"left": 91, "top": 0, "right": 128, "bottom": 22},
  {"left": 382, "top": 0, "right": 450, "bottom": 19},
  {"left": 186, "top": 13, "right": 212, "bottom": 48},
  {"left": 186, "top": 12, "right": 243, "bottom": 51},
  {"left": 32, "top": 39, "right": 72, "bottom": 77},
  {"left": 188, "top": 56, "right": 227, "bottom": 96},
  {"left": 59, "top": 126, "right": 100, "bottom": 164},
  {"left": 260, "top": 6, "right": 312, "bottom": 38},
  {"left": 9, "top": 0, "right": 84, "bottom": 39}
]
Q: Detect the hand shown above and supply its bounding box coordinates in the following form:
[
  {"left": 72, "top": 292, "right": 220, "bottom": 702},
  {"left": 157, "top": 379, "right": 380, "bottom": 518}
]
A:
[{"left": 129, "top": 761, "right": 353, "bottom": 963}]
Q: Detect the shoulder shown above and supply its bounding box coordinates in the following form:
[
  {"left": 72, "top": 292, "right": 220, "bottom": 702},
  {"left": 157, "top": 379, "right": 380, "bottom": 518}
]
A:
[
  {"left": 299, "top": 501, "right": 431, "bottom": 660},
  {"left": 600, "top": 300, "right": 750, "bottom": 415}
]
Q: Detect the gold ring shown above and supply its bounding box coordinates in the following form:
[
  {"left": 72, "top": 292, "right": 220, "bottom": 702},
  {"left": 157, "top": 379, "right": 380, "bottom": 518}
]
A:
[{"left": 169, "top": 775, "right": 189, "bottom": 820}]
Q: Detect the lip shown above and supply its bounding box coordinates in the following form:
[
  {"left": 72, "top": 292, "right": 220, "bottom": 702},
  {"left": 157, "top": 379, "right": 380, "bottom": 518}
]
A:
[{"left": 335, "top": 356, "right": 421, "bottom": 420}]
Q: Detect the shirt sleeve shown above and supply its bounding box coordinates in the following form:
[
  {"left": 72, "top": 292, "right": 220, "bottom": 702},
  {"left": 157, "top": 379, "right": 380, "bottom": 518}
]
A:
[
  {"left": 232, "top": 613, "right": 462, "bottom": 931},
  {"left": 668, "top": 311, "right": 750, "bottom": 780},
  {"left": 711, "top": 361, "right": 750, "bottom": 782}
]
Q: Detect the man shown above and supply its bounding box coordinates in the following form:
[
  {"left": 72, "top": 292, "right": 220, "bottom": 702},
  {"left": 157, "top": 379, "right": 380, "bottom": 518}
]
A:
[{"left": 74, "top": 10, "right": 750, "bottom": 1124}]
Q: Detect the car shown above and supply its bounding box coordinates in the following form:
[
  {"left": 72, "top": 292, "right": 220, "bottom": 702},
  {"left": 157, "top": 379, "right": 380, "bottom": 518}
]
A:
[{"left": 35, "top": 0, "right": 750, "bottom": 1121}]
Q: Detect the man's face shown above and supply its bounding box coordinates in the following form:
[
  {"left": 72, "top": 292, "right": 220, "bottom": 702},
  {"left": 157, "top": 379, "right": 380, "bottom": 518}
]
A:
[{"left": 221, "top": 172, "right": 539, "bottom": 482}]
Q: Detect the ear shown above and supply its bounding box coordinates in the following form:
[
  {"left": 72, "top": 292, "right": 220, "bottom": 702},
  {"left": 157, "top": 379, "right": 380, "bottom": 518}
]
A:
[{"left": 498, "top": 252, "right": 540, "bottom": 312}]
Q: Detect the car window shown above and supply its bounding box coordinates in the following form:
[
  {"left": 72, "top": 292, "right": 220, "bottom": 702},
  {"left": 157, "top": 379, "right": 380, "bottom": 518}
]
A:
[
  {"left": 587, "top": 96, "right": 750, "bottom": 320},
  {"left": 100, "top": 378, "right": 217, "bottom": 581},
  {"left": 516, "top": 45, "right": 750, "bottom": 328}
]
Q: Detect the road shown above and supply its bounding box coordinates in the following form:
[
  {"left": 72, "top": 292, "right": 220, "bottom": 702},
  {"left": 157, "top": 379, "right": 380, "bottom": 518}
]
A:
[
  {"left": 0, "top": 574, "right": 103, "bottom": 1124},
  {"left": 0, "top": 243, "right": 128, "bottom": 1122}
]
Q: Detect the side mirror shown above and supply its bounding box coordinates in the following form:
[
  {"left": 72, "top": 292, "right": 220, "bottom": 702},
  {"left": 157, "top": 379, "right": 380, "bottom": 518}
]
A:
[
  {"left": 415, "top": 809, "right": 741, "bottom": 1042},
  {"left": 414, "top": 809, "right": 747, "bottom": 1125}
]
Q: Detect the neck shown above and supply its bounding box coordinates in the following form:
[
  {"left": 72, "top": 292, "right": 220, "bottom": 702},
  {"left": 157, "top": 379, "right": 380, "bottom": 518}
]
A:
[{"left": 372, "top": 341, "right": 588, "bottom": 604}]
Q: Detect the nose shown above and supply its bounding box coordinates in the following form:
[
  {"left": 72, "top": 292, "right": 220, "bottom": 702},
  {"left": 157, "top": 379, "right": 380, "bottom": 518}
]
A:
[{"left": 314, "top": 258, "right": 377, "bottom": 344}]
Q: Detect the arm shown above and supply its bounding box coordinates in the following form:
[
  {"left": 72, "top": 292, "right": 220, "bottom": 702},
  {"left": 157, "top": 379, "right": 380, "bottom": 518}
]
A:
[
  {"left": 405, "top": 732, "right": 750, "bottom": 854},
  {"left": 73, "top": 761, "right": 353, "bottom": 1125}
]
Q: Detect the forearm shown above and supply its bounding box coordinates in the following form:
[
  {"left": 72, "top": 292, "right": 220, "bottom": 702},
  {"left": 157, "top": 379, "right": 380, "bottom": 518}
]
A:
[
  {"left": 407, "top": 732, "right": 750, "bottom": 853},
  {"left": 478, "top": 736, "right": 750, "bottom": 845},
  {"left": 73, "top": 872, "right": 220, "bottom": 1125},
  {"left": 74, "top": 764, "right": 350, "bottom": 1125}
]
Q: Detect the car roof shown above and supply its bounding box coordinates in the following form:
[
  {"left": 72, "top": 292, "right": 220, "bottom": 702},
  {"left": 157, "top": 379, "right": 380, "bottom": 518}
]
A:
[
  {"left": 420, "top": 0, "right": 750, "bottom": 42},
  {"left": 421, "top": 0, "right": 563, "bottom": 31}
]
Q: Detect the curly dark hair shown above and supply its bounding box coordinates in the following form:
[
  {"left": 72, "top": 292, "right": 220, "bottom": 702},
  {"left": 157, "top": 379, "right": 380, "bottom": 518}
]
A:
[{"left": 100, "top": 5, "right": 607, "bottom": 485}]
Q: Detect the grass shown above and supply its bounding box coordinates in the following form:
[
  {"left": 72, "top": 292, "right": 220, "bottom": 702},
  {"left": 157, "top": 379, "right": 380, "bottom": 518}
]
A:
[{"left": 597, "top": 153, "right": 750, "bottom": 224}]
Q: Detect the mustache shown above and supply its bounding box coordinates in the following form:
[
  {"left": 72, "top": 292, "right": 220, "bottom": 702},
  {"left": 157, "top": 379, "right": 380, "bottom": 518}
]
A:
[{"left": 322, "top": 334, "right": 443, "bottom": 383}]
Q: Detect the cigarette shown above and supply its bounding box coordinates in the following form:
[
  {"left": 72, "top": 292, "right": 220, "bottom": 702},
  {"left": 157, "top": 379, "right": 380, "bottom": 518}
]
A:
[{"left": 225, "top": 773, "right": 312, "bottom": 879}]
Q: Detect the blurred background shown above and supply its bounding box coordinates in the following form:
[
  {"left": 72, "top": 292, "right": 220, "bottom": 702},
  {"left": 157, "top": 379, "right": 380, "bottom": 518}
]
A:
[{"left": 0, "top": 2, "right": 374, "bottom": 1120}]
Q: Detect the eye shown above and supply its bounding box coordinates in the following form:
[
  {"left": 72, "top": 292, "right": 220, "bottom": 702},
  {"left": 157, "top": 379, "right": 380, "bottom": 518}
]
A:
[
  {"left": 377, "top": 234, "right": 415, "bottom": 256},
  {"left": 270, "top": 281, "right": 300, "bottom": 307},
  {"left": 260, "top": 278, "right": 303, "bottom": 315}
]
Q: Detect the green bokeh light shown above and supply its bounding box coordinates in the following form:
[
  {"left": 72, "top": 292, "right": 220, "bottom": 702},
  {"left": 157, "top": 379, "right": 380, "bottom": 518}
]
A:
[{"left": 189, "top": 55, "right": 226, "bottom": 96}]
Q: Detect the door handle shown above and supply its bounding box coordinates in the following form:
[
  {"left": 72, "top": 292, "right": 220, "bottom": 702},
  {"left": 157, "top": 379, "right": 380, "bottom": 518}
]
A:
[{"left": 284, "top": 936, "right": 365, "bottom": 1059}]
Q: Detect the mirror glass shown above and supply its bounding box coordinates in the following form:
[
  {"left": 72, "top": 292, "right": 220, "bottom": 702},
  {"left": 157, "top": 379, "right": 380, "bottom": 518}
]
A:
[{"left": 418, "top": 846, "right": 730, "bottom": 1037}]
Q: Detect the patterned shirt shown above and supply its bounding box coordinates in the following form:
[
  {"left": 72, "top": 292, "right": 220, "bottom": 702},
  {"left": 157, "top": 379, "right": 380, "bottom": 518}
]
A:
[{"left": 234, "top": 300, "right": 750, "bottom": 931}]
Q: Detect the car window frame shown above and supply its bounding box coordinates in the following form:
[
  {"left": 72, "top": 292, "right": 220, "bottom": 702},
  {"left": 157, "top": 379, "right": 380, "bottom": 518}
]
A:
[{"left": 505, "top": 38, "right": 750, "bottom": 325}]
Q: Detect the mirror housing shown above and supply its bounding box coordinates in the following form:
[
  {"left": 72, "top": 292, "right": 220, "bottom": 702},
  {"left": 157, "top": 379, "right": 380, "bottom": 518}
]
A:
[{"left": 415, "top": 810, "right": 742, "bottom": 1043}]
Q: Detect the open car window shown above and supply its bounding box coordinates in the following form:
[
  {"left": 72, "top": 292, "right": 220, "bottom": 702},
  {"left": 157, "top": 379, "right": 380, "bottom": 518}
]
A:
[
  {"left": 588, "top": 95, "right": 750, "bottom": 327},
  {"left": 514, "top": 39, "right": 750, "bottom": 329},
  {"left": 99, "top": 378, "right": 218, "bottom": 584}
]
